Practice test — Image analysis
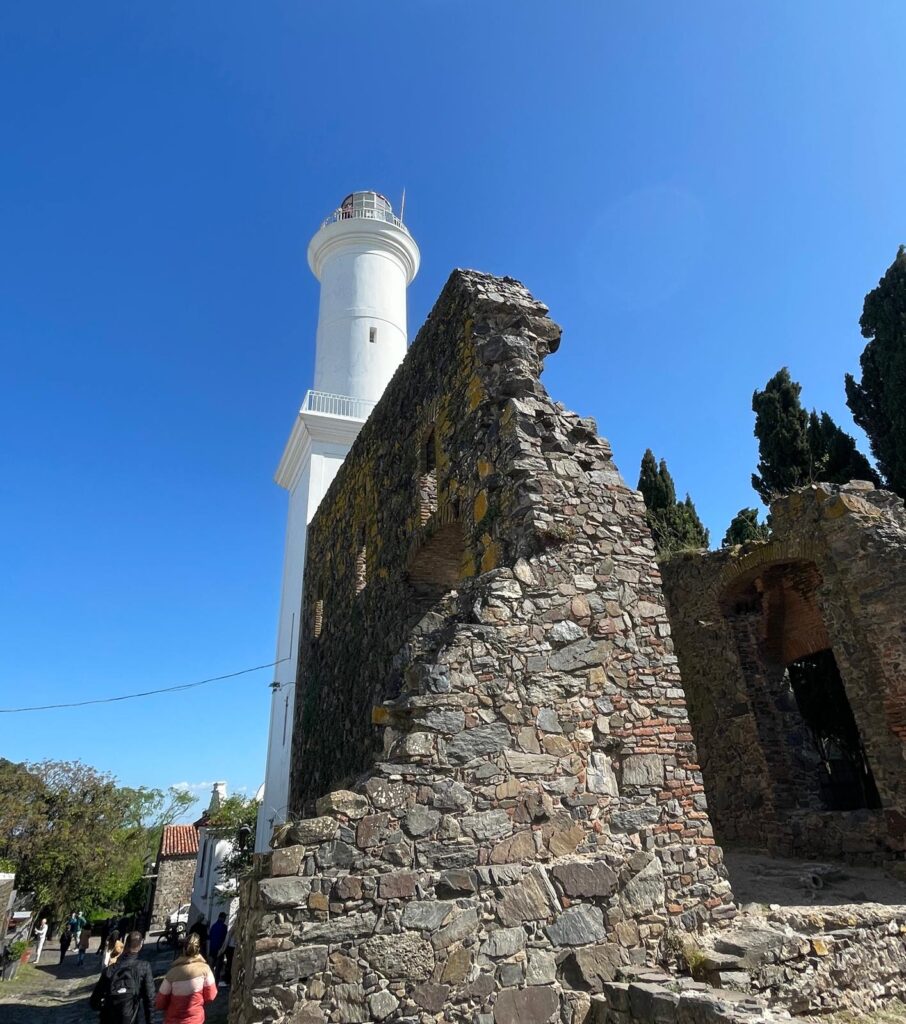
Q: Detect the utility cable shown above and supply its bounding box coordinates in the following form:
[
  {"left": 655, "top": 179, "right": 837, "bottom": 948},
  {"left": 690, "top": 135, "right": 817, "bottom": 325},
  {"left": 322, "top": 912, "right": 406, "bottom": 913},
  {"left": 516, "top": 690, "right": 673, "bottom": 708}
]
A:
[{"left": 0, "top": 658, "right": 290, "bottom": 714}]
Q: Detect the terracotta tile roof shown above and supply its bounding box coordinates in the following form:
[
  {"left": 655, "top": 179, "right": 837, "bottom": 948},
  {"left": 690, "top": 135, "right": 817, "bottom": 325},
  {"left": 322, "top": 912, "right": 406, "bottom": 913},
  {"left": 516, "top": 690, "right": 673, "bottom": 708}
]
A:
[{"left": 160, "top": 824, "right": 199, "bottom": 858}]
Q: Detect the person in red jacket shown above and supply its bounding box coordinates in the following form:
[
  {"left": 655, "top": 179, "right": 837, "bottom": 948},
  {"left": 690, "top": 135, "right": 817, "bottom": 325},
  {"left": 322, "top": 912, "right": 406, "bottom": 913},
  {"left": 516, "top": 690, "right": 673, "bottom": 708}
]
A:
[{"left": 155, "top": 932, "right": 217, "bottom": 1024}]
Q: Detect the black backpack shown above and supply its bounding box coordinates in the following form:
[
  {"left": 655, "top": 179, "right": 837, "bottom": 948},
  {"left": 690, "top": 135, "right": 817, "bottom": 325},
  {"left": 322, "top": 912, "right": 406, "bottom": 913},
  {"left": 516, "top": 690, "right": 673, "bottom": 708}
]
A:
[{"left": 105, "top": 960, "right": 141, "bottom": 1023}]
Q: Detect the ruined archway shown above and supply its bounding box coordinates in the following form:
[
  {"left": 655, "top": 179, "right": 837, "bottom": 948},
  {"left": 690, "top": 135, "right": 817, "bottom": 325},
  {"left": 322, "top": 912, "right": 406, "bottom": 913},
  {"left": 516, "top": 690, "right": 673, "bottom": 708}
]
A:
[{"left": 720, "top": 559, "right": 880, "bottom": 817}]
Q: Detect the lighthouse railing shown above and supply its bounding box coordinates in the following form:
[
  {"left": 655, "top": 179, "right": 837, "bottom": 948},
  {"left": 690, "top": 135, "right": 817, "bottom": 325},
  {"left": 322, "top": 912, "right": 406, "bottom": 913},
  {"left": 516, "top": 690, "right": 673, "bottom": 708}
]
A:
[
  {"left": 301, "top": 390, "right": 377, "bottom": 420},
  {"left": 320, "top": 206, "right": 408, "bottom": 232}
]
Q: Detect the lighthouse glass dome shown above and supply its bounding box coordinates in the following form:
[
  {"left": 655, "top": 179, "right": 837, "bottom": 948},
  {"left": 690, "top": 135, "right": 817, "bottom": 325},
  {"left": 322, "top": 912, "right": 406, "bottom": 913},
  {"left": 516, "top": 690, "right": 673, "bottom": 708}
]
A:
[{"left": 321, "top": 191, "right": 406, "bottom": 231}]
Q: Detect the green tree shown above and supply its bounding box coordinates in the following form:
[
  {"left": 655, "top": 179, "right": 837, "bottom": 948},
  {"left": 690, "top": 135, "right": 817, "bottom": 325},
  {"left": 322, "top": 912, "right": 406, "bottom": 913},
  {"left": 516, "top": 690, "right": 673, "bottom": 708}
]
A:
[
  {"left": 637, "top": 450, "right": 709, "bottom": 556},
  {"left": 751, "top": 368, "right": 813, "bottom": 502},
  {"left": 638, "top": 448, "right": 675, "bottom": 512},
  {"left": 807, "top": 411, "right": 878, "bottom": 487},
  {"left": 722, "top": 507, "right": 771, "bottom": 547},
  {"left": 845, "top": 245, "right": 906, "bottom": 498},
  {"left": 0, "top": 759, "right": 192, "bottom": 920},
  {"left": 207, "top": 795, "right": 259, "bottom": 897},
  {"left": 752, "top": 368, "right": 877, "bottom": 503}
]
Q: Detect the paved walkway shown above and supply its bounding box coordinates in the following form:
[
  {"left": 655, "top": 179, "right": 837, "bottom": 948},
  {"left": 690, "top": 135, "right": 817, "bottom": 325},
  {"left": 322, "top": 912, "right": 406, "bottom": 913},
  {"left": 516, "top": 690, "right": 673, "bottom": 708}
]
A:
[{"left": 0, "top": 938, "right": 229, "bottom": 1023}]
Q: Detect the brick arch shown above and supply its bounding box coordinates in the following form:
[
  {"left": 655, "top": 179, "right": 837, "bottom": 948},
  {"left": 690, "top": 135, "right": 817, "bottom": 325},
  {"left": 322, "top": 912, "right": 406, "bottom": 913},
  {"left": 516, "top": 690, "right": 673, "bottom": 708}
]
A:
[
  {"left": 720, "top": 558, "right": 829, "bottom": 667},
  {"left": 716, "top": 537, "right": 824, "bottom": 595}
]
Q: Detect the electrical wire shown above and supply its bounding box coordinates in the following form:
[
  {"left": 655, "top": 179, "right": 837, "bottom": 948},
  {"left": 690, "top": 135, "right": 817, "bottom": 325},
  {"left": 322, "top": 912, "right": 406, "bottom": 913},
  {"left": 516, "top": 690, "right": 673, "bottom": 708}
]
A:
[{"left": 0, "top": 658, "right": 290, "bottom": 714}]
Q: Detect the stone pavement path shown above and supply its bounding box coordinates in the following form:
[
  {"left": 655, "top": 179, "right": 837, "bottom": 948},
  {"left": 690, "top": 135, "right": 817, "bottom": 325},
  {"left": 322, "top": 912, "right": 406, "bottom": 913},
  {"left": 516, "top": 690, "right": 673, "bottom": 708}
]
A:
[{"left": 0, "top": 938, "right": 228, "bottom": 1023}]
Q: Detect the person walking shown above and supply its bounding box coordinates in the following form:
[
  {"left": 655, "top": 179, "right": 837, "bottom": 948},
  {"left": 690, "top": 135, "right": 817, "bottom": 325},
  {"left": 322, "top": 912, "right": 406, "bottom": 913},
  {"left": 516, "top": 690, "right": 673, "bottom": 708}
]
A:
[
  {"left": 208, "top": 912, "right": 227, "bottom": 970},
  {"left": 33, "top": 918, "right": 48, "bottom": 964},
  {"left": 101, "top": 928, "right": 121, "bottom": 969},
  {"left": 77, "top": 924, "right": 93, "bottom": 966},
  {"left": 97, "top": 917, "right": 110, "bottom": 956},
  {"left": 68, "top": 909, "right": 86, "bottom": 948},
  {"left": 90, "top": 931, "right": 154, "bottom": 1024},
  {"left": 219, "top": 925, "right": 236, "bottom": 986},
  {"left": 89, "top": 940, "right": 123, "bottom": 1022},
  {"left": 187, "top": 916, "right": 208, "bottom": 959},
  {"left": 155, "top": 932, "right": 217, "bottom": 1023},
  {"left": 59, "top": 924, "right": 72, "bottom": 963}
]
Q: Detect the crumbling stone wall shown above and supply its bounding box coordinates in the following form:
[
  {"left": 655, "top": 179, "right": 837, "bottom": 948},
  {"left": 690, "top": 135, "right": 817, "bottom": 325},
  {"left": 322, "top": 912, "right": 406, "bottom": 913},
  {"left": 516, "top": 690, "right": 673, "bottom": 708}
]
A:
[
  {"left": 582, "top": 903, "right": 906, "bottom": 1022},
  {"left": 232, "top": 271, "right": 735, "bottom": 1024},
  {"left": 661, "top": 483, "right": 906, "bottom": 862}
]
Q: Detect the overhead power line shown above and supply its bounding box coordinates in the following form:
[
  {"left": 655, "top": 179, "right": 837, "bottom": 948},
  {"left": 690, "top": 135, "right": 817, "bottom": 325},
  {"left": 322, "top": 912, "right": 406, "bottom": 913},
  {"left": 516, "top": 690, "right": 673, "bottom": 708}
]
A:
[{"left": 0, "top": 658, "right": 290, "bottom": 714}]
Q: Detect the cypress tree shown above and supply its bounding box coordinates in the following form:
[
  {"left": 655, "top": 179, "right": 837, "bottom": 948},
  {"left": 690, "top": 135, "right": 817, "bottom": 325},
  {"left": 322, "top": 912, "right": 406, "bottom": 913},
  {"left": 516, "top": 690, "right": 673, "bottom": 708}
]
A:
[
  {"left": 751, "top": 368, "right": 812, "bottom": 502},
  {"left": 752, "top": 367, "right": 877, "bottom": 502},
  {"left": 680, "top": 495, "right": 709, "bottom": 548},
  {"left": 845, "top": 245, "right": 906, "bottom": 498},
  {"left": 806, "top": 411, "right": 879, "bottom": 487},
  {"left": 638, "top": 448, "right": 675, "bottom": 512},
  {"left": 722, "top": 508, "right": 771, "bottom": 547},
  {"left": 637, "top": 451, "right": 709, "bottom": 555}
]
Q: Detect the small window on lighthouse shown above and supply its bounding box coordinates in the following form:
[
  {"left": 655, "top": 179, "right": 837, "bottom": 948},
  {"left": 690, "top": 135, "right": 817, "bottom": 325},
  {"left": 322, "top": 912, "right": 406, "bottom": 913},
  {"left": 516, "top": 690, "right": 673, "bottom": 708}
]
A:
[
  {"left": 312, "top": 600, "right": 324, "bottom": 639},
  {"left": 369, "top": 326, "right": 377, "bottom": 344}
]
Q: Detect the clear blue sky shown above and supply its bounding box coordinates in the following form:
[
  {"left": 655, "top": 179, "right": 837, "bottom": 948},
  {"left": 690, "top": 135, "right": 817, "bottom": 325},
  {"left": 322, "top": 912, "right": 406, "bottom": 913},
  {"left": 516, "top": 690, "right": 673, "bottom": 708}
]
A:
[{"left": 3, "top": 2, "right": 904, "bottom": 816}]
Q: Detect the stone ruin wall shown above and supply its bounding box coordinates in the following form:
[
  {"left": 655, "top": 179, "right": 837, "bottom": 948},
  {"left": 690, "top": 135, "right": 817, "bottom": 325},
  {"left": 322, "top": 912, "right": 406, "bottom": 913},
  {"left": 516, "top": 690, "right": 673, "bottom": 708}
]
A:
[
  {"left": 149, "top": 855, "right": 197, "bottom": 930},
  {"left": 230, "top": 271, "right": 736, "bottom": 1024},
  {"left": 660, "top": 482, "right": 906, "bottom": 863}
]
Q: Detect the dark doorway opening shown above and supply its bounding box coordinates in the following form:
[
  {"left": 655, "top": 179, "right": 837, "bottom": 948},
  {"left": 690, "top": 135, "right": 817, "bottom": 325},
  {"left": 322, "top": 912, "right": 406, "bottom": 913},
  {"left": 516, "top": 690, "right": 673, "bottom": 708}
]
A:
[
  {"left": 408, "top": 521, "right": 465, "bottom": 592},
  {"left": 787, "top": 649, "right": 881, "bottom": 811}
]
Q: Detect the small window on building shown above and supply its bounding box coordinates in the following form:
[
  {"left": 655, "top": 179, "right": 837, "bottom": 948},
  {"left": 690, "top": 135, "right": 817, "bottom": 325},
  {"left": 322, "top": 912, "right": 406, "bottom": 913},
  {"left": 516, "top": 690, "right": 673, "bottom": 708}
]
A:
[
  {"left": 312, "top": 600, "right": 324, "bottom": 639},
  {"left": 369, "top": 326, "right": 377, "bottom": 344}
]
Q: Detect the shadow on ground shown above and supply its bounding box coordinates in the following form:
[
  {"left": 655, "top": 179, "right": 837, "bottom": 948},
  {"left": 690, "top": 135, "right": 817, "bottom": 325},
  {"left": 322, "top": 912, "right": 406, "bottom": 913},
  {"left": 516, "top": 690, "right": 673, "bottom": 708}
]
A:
[{"left": 724, "top": 847, "right": 906, "bottom": 907}]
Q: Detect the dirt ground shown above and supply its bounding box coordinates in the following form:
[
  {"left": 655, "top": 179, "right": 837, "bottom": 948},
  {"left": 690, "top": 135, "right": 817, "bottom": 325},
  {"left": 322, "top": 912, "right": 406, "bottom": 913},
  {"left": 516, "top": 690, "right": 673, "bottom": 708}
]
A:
[
  {"left": 0, "top": 936, "right": 229, "bottom": 1024},
  {"left": 723, "top": 846, "right": 906, "bottom": 907}
]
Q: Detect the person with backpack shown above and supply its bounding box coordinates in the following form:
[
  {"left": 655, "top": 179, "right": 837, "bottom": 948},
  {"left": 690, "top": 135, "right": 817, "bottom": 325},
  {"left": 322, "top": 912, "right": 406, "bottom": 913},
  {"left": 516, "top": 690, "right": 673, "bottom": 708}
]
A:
[
  {"left": 90, "top": 931, "right": 155, "bottom": 1024},
  {"left": 155, "top": 931, "right": 217, "bottom": 1023},
  {"left": 90, "top": 940, "right": 122, "bottom": 1022}
]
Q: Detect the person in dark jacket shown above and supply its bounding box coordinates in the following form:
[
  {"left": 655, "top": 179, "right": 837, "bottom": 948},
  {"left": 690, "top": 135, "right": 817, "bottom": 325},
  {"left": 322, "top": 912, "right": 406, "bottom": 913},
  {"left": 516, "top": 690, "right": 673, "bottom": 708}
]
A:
[
  {"left": 59, "top": 924, "right": 72, "bottom": 963},
  {"left": 208, "top": 912, "right": 227, "bottom": 969},
  {"left": 97, "top": 917, "right": 110, "bottom": 954},
  {"left": 89, "top": 931, "right": 155, "bottom": 1024}
]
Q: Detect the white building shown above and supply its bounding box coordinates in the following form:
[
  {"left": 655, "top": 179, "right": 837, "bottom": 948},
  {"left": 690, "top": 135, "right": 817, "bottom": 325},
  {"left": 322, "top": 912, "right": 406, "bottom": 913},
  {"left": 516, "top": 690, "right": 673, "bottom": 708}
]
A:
[
  {"left": 188, "top": 782, "right": 239, "bottom": 931},
  {"left": 255, "top": 192, "right": 420, "bottom": 852}
]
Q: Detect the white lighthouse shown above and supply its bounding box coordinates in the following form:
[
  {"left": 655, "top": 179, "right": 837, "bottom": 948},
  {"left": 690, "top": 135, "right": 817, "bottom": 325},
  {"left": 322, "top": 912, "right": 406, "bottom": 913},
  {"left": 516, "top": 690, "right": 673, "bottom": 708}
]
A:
[{"left": 255, "top": 192, "right": 420, "bottom": 851}]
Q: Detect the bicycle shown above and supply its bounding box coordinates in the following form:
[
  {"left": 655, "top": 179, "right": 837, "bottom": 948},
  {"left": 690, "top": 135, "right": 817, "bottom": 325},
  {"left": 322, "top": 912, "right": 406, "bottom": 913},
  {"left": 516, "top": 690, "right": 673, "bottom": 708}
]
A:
[{"left": 155, "top": 921, "right": 186, "bottom": 954}]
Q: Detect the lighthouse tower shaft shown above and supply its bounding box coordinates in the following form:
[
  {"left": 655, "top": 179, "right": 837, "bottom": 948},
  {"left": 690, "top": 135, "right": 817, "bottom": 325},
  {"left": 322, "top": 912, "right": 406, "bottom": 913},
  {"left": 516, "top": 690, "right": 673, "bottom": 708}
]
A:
[
  {"left": 310, "top": 192, "right": 418, "bottom": 403},
  {"left": 256, "top": 193, "right": 419, "bottom": 852}
]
